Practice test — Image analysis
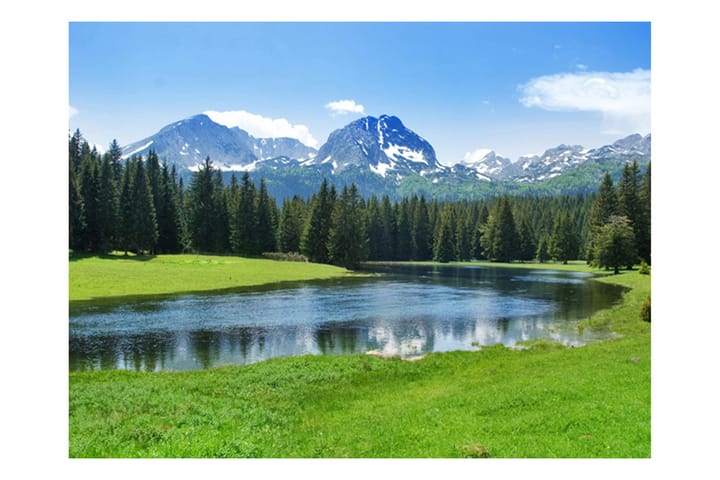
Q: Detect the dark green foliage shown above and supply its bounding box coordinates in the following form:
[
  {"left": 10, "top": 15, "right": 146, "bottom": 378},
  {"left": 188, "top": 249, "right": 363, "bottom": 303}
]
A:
[
  {"left": 640, "top": 296, "right": 651, "bottom": 323},
  {"left": 278, "top": 196, "right": 306, "bottom": 253},
  {"left": 481, "top": 198, "right": 518, "bottom": 262},
  {"left": 550, "top": 212, "right": 579, "bottom": 264},
  {"left": 186, "top": 157, "right": 221, "bottom": 253},
  {"left": 301, "top": 179, "right": 336, "bottom": 263},
  {"left": 536, "top": 236, "right": 550, "bottom": 263},
  {"left": 256, "top": 178, "right": 277, "bottom": 253},
  {"left": 68, "top": 129, "right": 649, "bottom": 271},
  {"left": 395, "top": 198, "right": 413, "bottom": 260},
  {"left": 517, "top": 218, "right": 536, "bottom": 262},
  {"left": 638, "top": 163, "right": 651, "bottom": 264},
  {"left": 96, "top": 155, "right": 120, "bottom": 252},
  {"left": 328, "top": 184, "right": 368, "bottom": 269},
  {"left": 411, "top": 196, "right": 433, "bottom": 260},
  {"left": 69, "top": 132, "right": 86, "bottom": 251},
  {"left": 592, "top": 215, "right": 637, "bottom": 274},
  {"left": 130, "top": 157, "right": 159, "bottom": 253},
  {"left": 433, "top": 204, "right": 456, "bottom": 262}
]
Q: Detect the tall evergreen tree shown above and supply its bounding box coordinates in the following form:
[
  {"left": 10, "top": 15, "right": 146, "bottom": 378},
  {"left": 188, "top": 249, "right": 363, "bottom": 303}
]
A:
[
  {"left": 549, "top": 212, "right": 579, "bottom": 264},
  {"left": 301, "top": 179, "right": 335, "bottom": 263},
  {"left": 68, "top": 132, "right": 85, "bottom": 251},
  {"left": 107, "top": 139, "right": 124, "bottom": 183},
  {"left": 380, "top": 195, "right": 397, "bottom": 260},
  {"left": 328, "top": 184, "right": 368, "bottom": 269},
  {"left": 517, "top": 218, "right": 536, "bottom": 262},
  {"left": 638, "top": 163, "right": 651, "bottom": 264},
  {"left": 412, "top": 195, "right": 433, "bottom": 260},
  {"left": 96, "top": 154, "right": 120, "bottom": 252},
  {"left": 481, "top": 198, "right": 518, "bottom": 262},
  {"left": 365, "top": 195, "right": 384, "bottom": 261},
  {"left": 433, "top": 204, "right": 456, "bottom": 262},
  {"left": 256, "top": 178, "right": 277, "bottom": 253},
  {"left": 78, "top": 149, "right": 101, "bottom": 251},
  {"left": 130, "top": 157, "right": 158, "bottom": 253},
  {"left": 156, "top": 161, "right": 183, "bottom": 253},
  {"left": 118, "top": 157, "right": 136, "bottom": 255},
  {"left": 278, "top": 195, "right": 306, "bottom": 253},
  {"left": 592, "top": 215, "right": 637, "bottom": 274},
  {"left": 455, "top": 211, "right": 473, "bottom": 261},
  {"left": 395, "top": 198, "right": 413, "bottom": 260},
  {"left": 186, "top": 157, "right": 219, "bottom": 253}
]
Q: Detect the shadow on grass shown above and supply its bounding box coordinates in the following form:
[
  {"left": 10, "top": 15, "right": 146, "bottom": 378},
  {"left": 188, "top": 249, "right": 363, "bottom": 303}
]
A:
[{"left": 69, "top": 251, "right": 157, "bottom": 262}]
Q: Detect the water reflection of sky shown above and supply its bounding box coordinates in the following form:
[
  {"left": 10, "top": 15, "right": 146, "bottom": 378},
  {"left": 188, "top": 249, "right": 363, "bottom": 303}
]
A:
[{"left": 69, "top": 265, "right": 624, "bottom": 371}]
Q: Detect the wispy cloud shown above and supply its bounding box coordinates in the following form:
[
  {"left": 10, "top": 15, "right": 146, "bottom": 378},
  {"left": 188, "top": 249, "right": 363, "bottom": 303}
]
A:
[
  {"left": 325, "top": 99, "right": 365, "bottom": 116},
  {"left": 69, "top": 105, "right": 78, "bottom": 119},
  {"left": 204, "top": 110, "right": 319, "bottom": 148},
  {"left": 519, "top": 69, "right": 650, "bottom": 135}
]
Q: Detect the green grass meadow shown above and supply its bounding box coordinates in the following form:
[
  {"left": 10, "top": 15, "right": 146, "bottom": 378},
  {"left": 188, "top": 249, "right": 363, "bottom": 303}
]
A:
[
  {"left": 69, "top": 252, "right": 363, "bottom": 304},
  {"left": 69, "top": 257, "right": 650, "bottom": 458}
]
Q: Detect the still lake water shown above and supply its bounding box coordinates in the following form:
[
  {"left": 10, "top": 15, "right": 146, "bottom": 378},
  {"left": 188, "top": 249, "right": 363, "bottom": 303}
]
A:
[{"left": 69, "top": 264, "right": 625, "bottom": 372}]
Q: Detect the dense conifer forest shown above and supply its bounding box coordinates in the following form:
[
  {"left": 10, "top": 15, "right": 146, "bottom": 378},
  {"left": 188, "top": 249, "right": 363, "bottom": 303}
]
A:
[{"left": 69, "top": 130, "right": 650, "bottom": 271}]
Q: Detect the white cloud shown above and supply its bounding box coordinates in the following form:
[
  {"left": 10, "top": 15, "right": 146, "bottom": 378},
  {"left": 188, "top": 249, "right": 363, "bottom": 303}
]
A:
[
  {"left": 69, "top": 105, "right": 78, "bottom": 119},
  {"left": 519, "top": 69, "right": 650, "bottom": 134},
  {"left": 325, "top": 99, "right": 365, "bottom": 116},
  {"left": 204, "top": 110, "right": 318, "bottom": 148}
]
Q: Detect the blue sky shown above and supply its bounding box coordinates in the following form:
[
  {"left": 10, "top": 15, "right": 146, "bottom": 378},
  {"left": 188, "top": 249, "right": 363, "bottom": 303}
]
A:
[{"left": 69, "top": 22, "right": 650, "bottom": 163}]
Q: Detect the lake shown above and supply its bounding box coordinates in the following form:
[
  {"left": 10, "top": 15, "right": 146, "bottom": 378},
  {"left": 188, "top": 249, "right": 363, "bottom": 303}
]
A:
[{"left": 69, "top": 263, "right": 625, "bottom": 371}]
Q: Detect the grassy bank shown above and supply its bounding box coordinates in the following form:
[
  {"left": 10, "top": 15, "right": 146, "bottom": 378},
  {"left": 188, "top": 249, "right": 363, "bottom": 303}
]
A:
[
  {"left": 69, "top": 261, "right": 650, "bottom": 458},
  {"left": 69, "top": 253, "right": 362, "bottom": 305}
]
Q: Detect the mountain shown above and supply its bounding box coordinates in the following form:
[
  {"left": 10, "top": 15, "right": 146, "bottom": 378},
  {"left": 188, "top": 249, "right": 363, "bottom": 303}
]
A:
[
  {"left": 311, "top": 115, "right": 444, "bottom": 180},
  {"left": 121, "top": 114, "right": 317, "bottom": 171},
  {"left": 119, "top": 113, "right": 650, "bottom": 200},
  {"left": 497, "top": 134, "right": 651, "bottom": 183}
]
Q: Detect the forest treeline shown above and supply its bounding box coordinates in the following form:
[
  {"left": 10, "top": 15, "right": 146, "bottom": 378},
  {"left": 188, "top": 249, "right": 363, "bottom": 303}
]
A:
[{"left": 69, "top": 130, "right": 650, "bottom": 271}]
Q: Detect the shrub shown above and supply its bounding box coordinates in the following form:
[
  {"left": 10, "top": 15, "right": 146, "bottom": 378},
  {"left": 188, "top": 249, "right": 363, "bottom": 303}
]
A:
[
  {"left": 640, "top": 296, "right": 651, "bottom": 323},
  {"left": 261, "top": 252, "right": 309, "bottom": 262},
  {"left": 639, "top": 259, "right": 650, "bottom": 275}
]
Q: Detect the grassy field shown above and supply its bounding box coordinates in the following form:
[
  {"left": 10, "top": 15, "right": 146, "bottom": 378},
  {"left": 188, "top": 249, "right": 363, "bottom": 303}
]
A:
[
  {"left": 69, "top": 258, "right": 650, "bottom": 458},
  {"left": 69, "top": 252, "right": 363, "bottom": 305}
]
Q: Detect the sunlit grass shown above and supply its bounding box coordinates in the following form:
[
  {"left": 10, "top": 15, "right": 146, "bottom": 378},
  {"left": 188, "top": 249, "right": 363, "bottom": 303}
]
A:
[
  {"left": 69, "top": 263, "right": 650, "bottom": 458},
  {"left": 69, "top": 252, "right": 364, "bottom": 303}
]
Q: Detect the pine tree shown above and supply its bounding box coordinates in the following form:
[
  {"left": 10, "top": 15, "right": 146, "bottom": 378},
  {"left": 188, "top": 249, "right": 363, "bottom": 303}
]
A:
[
  {"left": 130, "top": 157, "right": 158, "bottom": 253},
  {"left": 107, "top": 139, "right": 124, "bottom": 183},
  {"left": 517, "top": 218, "right": 536, "bottom": 262},
  {"left": 433, "top": 204, "right": 456, "bottom": 262},
  {"left": 78, "top": 148, "right": 101, "bottom": 251},
  {"left": 68, "top": 131, "right": 86, "bottom": 251},
  {"left": 156, "top": 161, "right": 183, "bottom": 253},
  {"left": 118, "top": 157, "right": 136, "bottom": 255},
  {"left": 256, "top": 178, "right": 277, "bottom": 253},
  {"left": 278, "top": 195, "right": 306, "bottom": 253},
  {"left": 638, "top": 163, "right": 651, "bottom": 264},
  {"left": 96, "top": 154, "right": 120, "bottom": 252},
  {"left": 481, "top": 198, "right": 518, "bottom": 262},
  {"left": 380, "top": 195, "right": 397, "bottom": 260},
  {"left": 536, "top": 235, "right": 550, "bottom": 263},
  {"left": 593, "top": 215, "right": 637, "bottom": 274},
  {"left": 550, "top": 212, "right": 579, "bottom": 264},
  {"left": 455, "top": 212, "right": 473, "bottom": 261},
  {"left": 186, "top": 157, "right": 219, "bottom": 253},
  {"left": 365, "top": 195, "right": 384, "bottom": 260},
  {"left": 395, "top": 198, "right": 412, "bottom": 260},
  {"left": 301, "top": 179, "right": 335, "bottom": 263},
  {"left": 412, "top": 195, "right": 433, "bottom": 260},
  {"left": 328, "top": 184, "right": 368, "bottom": 269}
]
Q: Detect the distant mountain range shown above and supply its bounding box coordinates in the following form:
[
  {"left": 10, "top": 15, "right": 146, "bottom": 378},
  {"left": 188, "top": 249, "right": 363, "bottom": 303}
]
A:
[{"left": 121, "top": 113, "right": 651, "bottom": 200}]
